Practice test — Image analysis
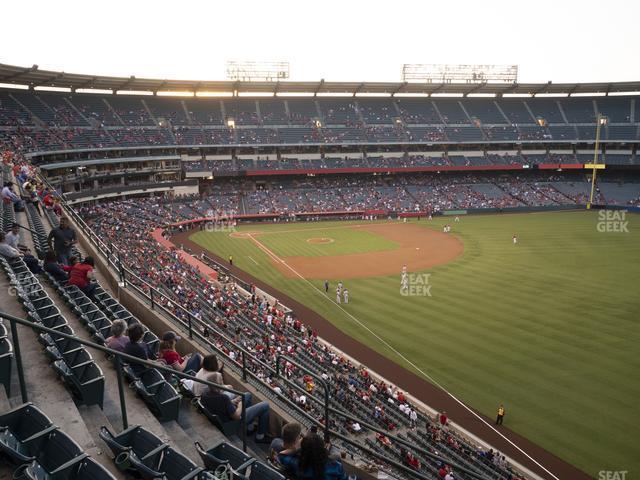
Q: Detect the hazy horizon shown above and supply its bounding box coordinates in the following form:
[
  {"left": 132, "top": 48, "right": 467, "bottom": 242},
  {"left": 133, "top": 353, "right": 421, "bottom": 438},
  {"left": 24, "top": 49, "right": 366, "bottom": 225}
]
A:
[{"left": 2, "top": 0, "right": 639, "bottom": 84}]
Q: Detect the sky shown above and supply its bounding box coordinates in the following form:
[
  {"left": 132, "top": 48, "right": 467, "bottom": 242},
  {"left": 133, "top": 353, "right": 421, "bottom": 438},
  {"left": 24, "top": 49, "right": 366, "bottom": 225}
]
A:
[{"left": 1, "top": 0, "right": 639, "bottom": 85}]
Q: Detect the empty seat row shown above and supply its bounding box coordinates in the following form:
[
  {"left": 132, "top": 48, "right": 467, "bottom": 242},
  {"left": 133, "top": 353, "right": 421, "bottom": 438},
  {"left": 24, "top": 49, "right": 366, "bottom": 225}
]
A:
[
  {"left": 0, "top": 322, "right": 13, "bottom": 396},
  {"left": 100, "top": 425, "right": 284, "bottom": 480},
  {"left": 100, "top": 425, "right": 211, "bottom": 480},
  {"left": 0, "top": 402, "right": 115, "bottom": 479},
  {"left": 0, "top": 255, "right": 105, "bottom": 407}
]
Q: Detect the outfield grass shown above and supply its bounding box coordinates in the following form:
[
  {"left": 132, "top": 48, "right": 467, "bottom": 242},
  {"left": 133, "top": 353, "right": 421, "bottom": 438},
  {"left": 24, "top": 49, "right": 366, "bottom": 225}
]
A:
[{"left": 190, "top": 211, "right": 640, "bottom": 477}]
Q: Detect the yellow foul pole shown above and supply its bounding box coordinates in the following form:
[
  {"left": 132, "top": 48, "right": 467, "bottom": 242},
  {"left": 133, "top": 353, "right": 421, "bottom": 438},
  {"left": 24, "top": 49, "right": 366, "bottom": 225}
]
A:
[{"left": 587, "top": 114, "right": 603, "bottom": 209}]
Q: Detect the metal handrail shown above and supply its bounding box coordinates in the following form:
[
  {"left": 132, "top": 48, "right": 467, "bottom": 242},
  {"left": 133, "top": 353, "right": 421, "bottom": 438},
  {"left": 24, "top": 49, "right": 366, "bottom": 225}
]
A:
[{"left": 0, "top": 309, "right": 249, "bottom": 452}]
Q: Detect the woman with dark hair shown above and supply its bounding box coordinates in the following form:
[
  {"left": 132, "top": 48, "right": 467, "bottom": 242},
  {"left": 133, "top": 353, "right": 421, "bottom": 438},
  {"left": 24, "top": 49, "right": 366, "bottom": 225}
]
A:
[
  {"left": 298, "top": 432, "right": 347, "bottom": 480},
  {"left": 43, "top": 250, "right": 70, "bottom": 283},
  {"left": 123, "top": 322, "right": 156, "bottom": 375}
]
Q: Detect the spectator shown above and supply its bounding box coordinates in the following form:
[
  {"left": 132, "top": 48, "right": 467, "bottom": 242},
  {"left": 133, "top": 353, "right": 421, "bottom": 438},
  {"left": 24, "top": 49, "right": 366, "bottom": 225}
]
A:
[
  {"left": 123, "top": 322, "right": 157, "bottom": 376},
  {"left": 23, "top": 183, "right": 42, "bottom": 215},
  {"left": 47, "top": 216, "right": 76, "bottom": 265},
  {"left": 1, "top": 181, "right": 24, "bottom": 211},
  {"left": 158, "top": 331, "right": 202, "bottom": 373},
  {"left": 189, "top": 354, "right": 225, "bottom": 397},
  {"left": 43, "top": 250, "right": 70, "bottom": 283},
  {"left": 0, "top": 232, "right": 41, "bottom": 273},
  {"left": 439, "top": 411, "right": 448, "bottom": 427},
  {"left": 269, "top": 422, "right": 302, "bottom": 476},
  {"left": 106, "top": 319, "right": 130, "bottom": 352},
  {"left": 201, "top": 371, "right": 272, "bottom": 443},
  {"left": 67, "top": 256, "right": 97, "bottom": 298},
  {"left": 297, "top": 431, "right": 347, "bottom": 480},
  {"left": 42, "top": 190, "right": 55, "bottom": 210},
  {"left": 5, "top": 223, "right": 27, "bottom": 252}
]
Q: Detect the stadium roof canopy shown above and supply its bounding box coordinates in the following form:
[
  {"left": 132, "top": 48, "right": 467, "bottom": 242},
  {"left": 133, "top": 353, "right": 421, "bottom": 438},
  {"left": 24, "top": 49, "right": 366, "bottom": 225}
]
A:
[{"left": 1, "top": 63, "right": 640, "bottom": 97}]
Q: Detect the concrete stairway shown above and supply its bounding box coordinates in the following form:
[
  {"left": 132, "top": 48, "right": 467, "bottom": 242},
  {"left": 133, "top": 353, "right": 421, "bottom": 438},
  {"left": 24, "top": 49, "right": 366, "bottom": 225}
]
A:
[{"left": 2, "top": 207, "right": 271, "bottom": 475}]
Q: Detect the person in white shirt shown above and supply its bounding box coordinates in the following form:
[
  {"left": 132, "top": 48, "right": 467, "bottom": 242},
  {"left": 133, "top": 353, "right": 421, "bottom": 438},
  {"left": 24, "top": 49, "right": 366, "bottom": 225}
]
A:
[
  {"left": 409, "top": 409, "right": 418, "bottom": 428},
  {"left": 0, "top": 232, "right": 40, "bottom": 272},
  {"left": 0, "top": 233, "right": 21, "bottom": 258},
  {"left": 2, "top": 182, "right": 23, "bottom": 210},
  {"left": 6, "top": 224, "right": 28, "bottom": 253}
]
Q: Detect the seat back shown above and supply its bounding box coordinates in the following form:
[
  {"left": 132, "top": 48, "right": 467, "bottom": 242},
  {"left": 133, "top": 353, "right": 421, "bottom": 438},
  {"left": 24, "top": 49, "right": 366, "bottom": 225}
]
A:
[
  {"left": 246, "top": 461, "right": 286, "bottom": 480},
  {"left": 207, "top": 441, "right": 254, "bottom": 471},
  {"left": 119, "top": 426, "right": 165, "bottom": 460},
  {"left": 196, "top": 399, "right": 241, "bottom": 437},
  {"left": 0, "top": 403, "right": 56, "bottom": 463},
  {"left": 33, "top": 430, "right": 85, "bottom": 472},
  {"left": 70, "top": 457, "right": 118, "bottom": 480},
  {"left": 155, "top": 447, "right": 202, "bottom": 479},
  {"left": 0, "top": 336, "right": 13, "bottom": 395}
]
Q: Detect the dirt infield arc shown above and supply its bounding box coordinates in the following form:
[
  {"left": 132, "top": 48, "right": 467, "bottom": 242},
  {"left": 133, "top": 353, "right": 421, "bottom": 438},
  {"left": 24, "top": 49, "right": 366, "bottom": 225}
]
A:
[
  {"left": 237, "top": 223, "right": 465, "bottom": 279},
  {"left": 173, "top": 227, "right": 590, "bottom": 480}
]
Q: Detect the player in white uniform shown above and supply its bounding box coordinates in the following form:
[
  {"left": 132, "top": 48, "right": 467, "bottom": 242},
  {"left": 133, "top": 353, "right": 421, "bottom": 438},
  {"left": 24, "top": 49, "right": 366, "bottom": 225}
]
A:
[
  {"left": 343, "top": 289, "right": 349, "bottom": 304},
  {"left": 513, "top": 234, "right": 518, "bottom": 244}
]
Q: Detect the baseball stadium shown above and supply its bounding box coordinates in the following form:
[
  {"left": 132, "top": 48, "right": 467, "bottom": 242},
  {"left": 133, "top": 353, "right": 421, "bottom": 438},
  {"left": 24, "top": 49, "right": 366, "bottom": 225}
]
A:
[{"left": 0, "top": 5, "right": 638, "bottom": 480}]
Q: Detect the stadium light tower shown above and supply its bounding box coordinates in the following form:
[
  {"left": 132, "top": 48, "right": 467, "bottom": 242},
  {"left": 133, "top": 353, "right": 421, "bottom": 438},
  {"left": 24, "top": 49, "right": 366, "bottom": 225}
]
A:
[{"left": 587, "top": 114, "right": 609, "bottom": 209}]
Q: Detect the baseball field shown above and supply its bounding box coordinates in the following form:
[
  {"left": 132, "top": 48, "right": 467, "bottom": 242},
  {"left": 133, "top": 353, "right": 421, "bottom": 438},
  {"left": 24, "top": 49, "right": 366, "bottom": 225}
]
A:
[{"left": 187, "top": 210, "right": 640, "bottom": 477}]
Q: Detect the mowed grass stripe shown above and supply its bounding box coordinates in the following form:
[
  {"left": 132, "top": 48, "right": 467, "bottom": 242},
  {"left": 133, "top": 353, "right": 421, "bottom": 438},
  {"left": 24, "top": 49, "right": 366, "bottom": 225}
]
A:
[{"left": 190, "top": 212, "right": 640, "bottom": 476}]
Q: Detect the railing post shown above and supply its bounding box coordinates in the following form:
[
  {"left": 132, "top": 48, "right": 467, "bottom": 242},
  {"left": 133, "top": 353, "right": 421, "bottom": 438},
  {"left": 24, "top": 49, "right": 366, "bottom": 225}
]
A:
[
  {"left": 242, "top": 351, "right": 247, "bottom": 382},
  {"left": 150, "top": 288, "right": 154, "bottom": 310},
  {"left": 9, "top": 317, "right": 28, "bottom": 403},
  {"left": 114, "top": 355, "right": 129, "bottom": 430},
  {"left": 323, "top": 381, "right": 330, "bottom": 444},
  {"left": 117, "top": 252, "right": 126, "bottom": 287},
  {"left": 241, "top": 394, "right": 247, "bottom": 452},
  {"left": 188, "top": 314, "right": 193, "bottom": 339}
]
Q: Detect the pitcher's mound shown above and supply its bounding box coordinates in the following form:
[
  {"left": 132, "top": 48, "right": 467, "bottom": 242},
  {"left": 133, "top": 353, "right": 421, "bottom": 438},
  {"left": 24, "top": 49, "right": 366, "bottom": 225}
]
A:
[{"left": 307, "top": 237, "right": 335, "bottom": 244}]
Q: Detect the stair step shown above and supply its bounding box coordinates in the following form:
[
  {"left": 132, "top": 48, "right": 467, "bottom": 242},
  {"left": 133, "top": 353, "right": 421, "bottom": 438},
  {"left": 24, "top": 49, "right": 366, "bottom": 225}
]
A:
[
  {"left": 0, "top": 385, "right": 9, "bottom": 412},
  {"left": 77, "top": 404, "right": 126, "bottom": 479}
]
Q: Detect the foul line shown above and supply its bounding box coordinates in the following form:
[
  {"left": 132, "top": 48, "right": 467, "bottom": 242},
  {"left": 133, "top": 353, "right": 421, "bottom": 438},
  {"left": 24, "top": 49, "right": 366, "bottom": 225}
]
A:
[
  {"left": 246, "top": 233, "right": 559, "bottom": 480},
  {"left": 247, "top": 256, "right": 259, "bottom": 265}
]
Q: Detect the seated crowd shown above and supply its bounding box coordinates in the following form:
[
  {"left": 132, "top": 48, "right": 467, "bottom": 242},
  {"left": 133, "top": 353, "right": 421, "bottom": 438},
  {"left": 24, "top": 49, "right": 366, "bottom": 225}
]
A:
[{"left": 72, "top": 191, "right": 529, "bottom": 480}]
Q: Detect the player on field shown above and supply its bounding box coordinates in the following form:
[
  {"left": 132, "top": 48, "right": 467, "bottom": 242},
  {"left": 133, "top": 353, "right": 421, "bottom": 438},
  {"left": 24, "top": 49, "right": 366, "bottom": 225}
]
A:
[
  {"left": 512, "top": 234, "right": 518, "bottom": 244},
  {"left": 336, "top": 288, "right": 341, "bottom": 304},
  {"left": 343, "top": 289, "right": 349, "bottom": 304}
]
